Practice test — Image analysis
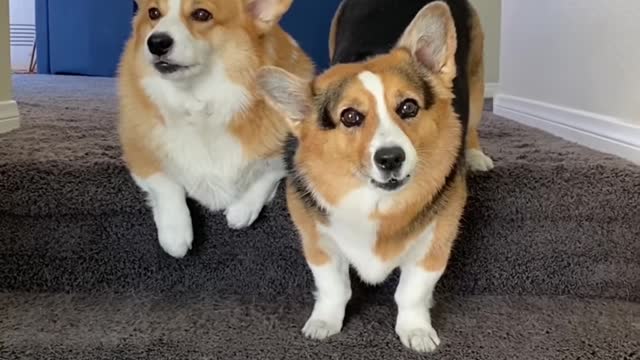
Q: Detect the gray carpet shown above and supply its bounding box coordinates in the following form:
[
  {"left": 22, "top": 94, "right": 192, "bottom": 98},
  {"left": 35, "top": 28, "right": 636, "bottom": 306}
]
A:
[
  {"left": 2, "top": 293, "right": 639, "bottom": 360},
  {"left": 0, "top": 74, "right": 639, "bottom": 359}
]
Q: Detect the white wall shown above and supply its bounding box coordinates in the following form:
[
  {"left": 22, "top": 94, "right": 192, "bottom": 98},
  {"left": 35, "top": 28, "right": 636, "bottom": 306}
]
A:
[
  {"left": 495, "top": 0, "right": 640, "bottom": 164},
  {"left": 8, "top": 0, "right": 35, "bottom": 72}
]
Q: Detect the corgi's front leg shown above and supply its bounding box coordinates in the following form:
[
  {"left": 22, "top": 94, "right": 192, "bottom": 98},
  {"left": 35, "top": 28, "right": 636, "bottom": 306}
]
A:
[
  {"left": 286, "top": 188, "right": 352, "bottom": 340},
  {"left": 394, "top": 264, "right": 443, "bottom": 353},
  {"left": 303, "top": 253, "right": 352, "bottom": 340},
  {"left": 133, "top": 173, "right": 193, "bottom": 258}
]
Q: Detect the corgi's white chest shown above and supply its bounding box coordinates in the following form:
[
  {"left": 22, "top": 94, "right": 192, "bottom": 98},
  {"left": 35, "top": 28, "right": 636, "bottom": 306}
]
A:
[
  {"left": 318, "top": 188, "right": 437, "bottom": 284},
  {"left": 153, "top": 120, "right": 257, "bottom": 209},
  {"left": 142, "top": 63, "right": 258, "bottom": 209},
  {"left": 319, "top": 215, "right": 391, "bottom": 284}
]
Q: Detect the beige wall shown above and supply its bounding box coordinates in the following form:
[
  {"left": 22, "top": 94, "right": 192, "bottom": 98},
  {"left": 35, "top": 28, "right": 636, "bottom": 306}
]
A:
[
  {"left": 498, "top": 0, "right": 639, "bottom": 125},
  {"left": 469, "top": 0, "right": 501, "bottom": 85},
  {"left": 0, "top": 0, "right": 12, "bottom": 101},
  {"left": 495, "top": 0, "right": 639, "bottom": 164}
]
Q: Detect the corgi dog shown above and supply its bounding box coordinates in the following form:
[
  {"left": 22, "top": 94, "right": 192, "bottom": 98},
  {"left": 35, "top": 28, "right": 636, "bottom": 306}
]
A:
[
  {"left": 257, "top": 1, "right": 483, "bottom": 352},
  {"left": 118, "top": 0, "right": 313, "bottom": 258},
  {"left": 330, "top": 0, "right": 493, "bottom": 171}
]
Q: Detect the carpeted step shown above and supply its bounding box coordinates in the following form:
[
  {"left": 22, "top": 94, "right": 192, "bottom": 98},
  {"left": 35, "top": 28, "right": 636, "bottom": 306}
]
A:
[
  {"left": 1, "top": 292, "right": 638, "bottom": 360},
  {"left": 1, "top": 75, "right": 639, "bottom": 302}
]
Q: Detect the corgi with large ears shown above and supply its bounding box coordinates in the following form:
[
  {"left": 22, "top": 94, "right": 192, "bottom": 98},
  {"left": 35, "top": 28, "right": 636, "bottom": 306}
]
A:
[
  {"left": 330, "top": 0, "right": 493, "bottom": 172},
  {"left": 258, "top": 1, "right": 471, "bottom": 353},
  {"left": 118, "top": 0, "right": 314, "bottom": 258}
]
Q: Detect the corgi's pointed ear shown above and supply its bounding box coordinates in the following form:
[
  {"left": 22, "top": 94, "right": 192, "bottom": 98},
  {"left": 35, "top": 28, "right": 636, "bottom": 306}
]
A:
[
  {"left": 396, "top": 2, "right": 458, "bottom": 81},
  {"left": 257, "top": 66, "right": 312, "bottom": 130},
  {"left": 247, "top": 0, "right": 293, "bottom": 33}
]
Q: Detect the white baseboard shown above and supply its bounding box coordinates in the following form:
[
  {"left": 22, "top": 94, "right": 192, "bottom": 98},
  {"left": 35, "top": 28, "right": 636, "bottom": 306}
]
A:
[
  {"left": 494, "top": 94, "right": 640, "bottom": 165},
  {"left": 0, "top": 100, "right": 20, "bottom": 134},
  {"left": 485, "top": 83, "right": 499, "bottom": 98}
]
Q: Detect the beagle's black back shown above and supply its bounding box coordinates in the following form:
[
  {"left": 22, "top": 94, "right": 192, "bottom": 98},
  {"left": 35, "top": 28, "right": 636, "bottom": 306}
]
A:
[{"left": 331, "top": 0, "right": 473, "bottom": 131}]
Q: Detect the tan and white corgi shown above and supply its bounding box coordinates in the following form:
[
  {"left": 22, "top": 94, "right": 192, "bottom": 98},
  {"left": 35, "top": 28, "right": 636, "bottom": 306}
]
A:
[
  {"left": 258, "top": 2, "right": 473, "bottom": 353},
  {"left": 118, "top": 0, "right": 313, "bottom": 258}
]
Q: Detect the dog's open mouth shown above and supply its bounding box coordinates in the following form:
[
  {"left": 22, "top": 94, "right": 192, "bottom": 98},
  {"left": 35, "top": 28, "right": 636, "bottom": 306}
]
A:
[
  {"left": 371, "top": 176, "right": 410, "bottom": 191},
  {"left": 154, "top": 61, "right": 190, "bottom": 74}
]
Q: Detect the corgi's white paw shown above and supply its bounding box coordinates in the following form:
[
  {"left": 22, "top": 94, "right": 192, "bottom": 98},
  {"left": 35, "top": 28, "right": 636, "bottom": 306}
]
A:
[
  {"left": 396, "top": 324, "right": 441, "bottom": 353},
  {"left": 225, "top": 200, "right": 263, "bottom": 229},
  {"left": 137, "top": 173, "right": 192, "bottom": 258},
  {"left": 466, "top": 148, "right": 494, "bottom": 172},
  {"left": 157, "top": 214, "right": 193, "bottom": 258},
  {"left": 302, "top": 318, "right": 342, "bottom": 340}
]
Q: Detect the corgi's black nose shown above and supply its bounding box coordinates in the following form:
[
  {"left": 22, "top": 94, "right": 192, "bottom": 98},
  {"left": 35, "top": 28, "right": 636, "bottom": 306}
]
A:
[
  {"left": 147, "top": 33, "right": 174, "bottom": 56},
  {"left": 374, "top": 146, "right": 406, "bottom": 172}
]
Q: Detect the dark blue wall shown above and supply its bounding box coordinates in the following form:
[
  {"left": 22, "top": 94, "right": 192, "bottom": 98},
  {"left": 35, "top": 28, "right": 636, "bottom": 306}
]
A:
[
  {"left": 35, "top": 0, "right": 51, "bottom": 74},
  {"left": 36, "top": 0, "right": 341, "bottom": 77},
  {"left": 36, "top": 0, "right": 134, "bottom": 77},
  {"left": 281, "top": 0, "right": 342, "bottom": 72}
]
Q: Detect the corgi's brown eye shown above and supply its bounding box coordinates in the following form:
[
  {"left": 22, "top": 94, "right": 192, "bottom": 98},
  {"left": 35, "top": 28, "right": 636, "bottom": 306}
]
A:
[
  {"left": 192, "top": 9, "right": 213, "bottom": 22},
  {"left": 340, "top": 108, "right": 365, "bottom": 128},
  {"left": 148, "top": 7, "right": 162, "bottom": 20},
  {"left": 397, "top": 99, "right": 419, "bottom": 119}
]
